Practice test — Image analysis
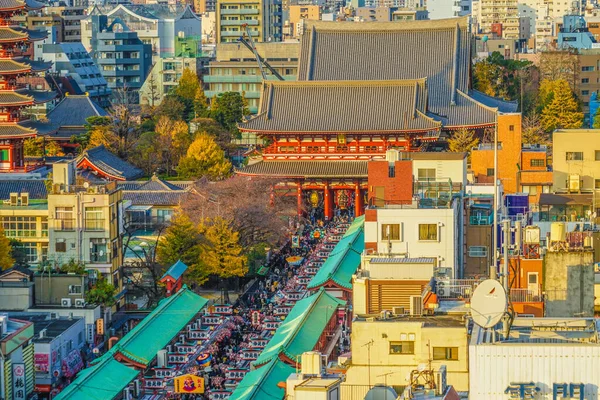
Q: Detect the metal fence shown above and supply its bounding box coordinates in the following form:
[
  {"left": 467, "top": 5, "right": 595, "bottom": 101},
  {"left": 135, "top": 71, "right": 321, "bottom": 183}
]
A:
[
  {"left": 510, "top": 287, "right": 542, "bottom": 303},
  {"left": 436, "top": 279, "right": 482, "bottom": 299}
]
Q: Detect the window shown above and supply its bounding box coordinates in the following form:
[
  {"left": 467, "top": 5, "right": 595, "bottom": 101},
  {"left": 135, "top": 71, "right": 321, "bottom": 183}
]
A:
[
  {"left": 90, "top": 238, "right": 107, "bottom": 263},
  {"left": 390, "top": 341, "right": 414, "bottom": 354},
  {"left": 582, "top": 66, "right": 595, "bottom": 71},
  {"left": 388, "top": 165, "right": 395, "bottom": 178},
  {"left": 1, "top": 216, "right": 37, "bottom": 238},
  {"left": 530, "top": 159, "right": 545, "bottom": 167},
  {"left": 595, "top": 179, "right": 600, "bottom": 189},
  {"left": 509, "top": 125, "right": 514, "bottom": 131},
  {"left": 432, "top": 347, "right": 458, "bottom": 360},
  {"left": 566, "top": 152, "right": 584, "bottom": 161},
  {"left": 55, "top": 207, "right": 74, "bottom": 230},
  {"left": 382, "top": 224, "right": 400, "bottom": 241},
  {"left": 15, "top": 242, "right": 38, "bottom": 263},
  {"left": 523, "top": 185, "right": 538, "bottom": 195},
  {"left": 55, "top": 241, "right": 66, "bottom": 252},
  {"left": 417, "top": 168, "right": 436, "bottom": 181},
  {"left": 157, "top": 209, "right": 174, "bottom": 224},
  {"left": 85, "top": 207, "right": 104, "bottom": 231},
  {"left": 68, "top": 285, "right": 82, "bottom": 294},
  {"left": 469, "top": 246, "right": 488, "bottom": 258},
  {"left": 582, "top": 90, "right": 590, "bottom": 95},
  {"left": 486, "top": 168, "right": 495, "bottom": 177},
  {"left": 596, "top": 150, "right": 600, "bottom": 161},
  {"left": 418, "top": 224, "right": 438, "bottom": 241},
  {"left": 582, "top": 78, "right": 590, "bottom": 83}
]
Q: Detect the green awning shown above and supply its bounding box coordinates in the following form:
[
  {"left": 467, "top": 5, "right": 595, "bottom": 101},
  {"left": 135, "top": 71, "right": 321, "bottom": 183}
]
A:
[
  {"left": 254, "top": 288, "right": 346, "bottom": 366},
  {"left": 229, "top": 359, "right": 295, "bottom": 400},
  {"left": 54, "top": 357, "right": 139, "bottom": 400},
  {"left": 92, "top": 286, "right": 208, "bottom": 367},
  {"left": 307, "top": 216, "right": 364, "bottom": 290}
]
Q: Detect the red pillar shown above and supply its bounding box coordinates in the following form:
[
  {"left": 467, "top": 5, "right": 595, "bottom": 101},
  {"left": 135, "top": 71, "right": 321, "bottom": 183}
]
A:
[
  {"left": 165, "top": 280, "right": 173, "bottom": 297},
  {"left": 324, "top": 184, "right": 333, "bottom": 221},
  {"left": 355, "top": 183, "right": 363, "bottom": 217},
  {"left": 297, "top": 182, "right": 303, "bottom": 217}
]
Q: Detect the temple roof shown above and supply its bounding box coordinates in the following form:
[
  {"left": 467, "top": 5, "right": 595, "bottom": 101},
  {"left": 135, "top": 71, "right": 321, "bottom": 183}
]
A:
[
  {"left": 0, "top": 88, "right": 55, "bottom": 106},
  {"left": 0, "top": 58, "right": 52, "bottom": 75},
  {"left": 241, "top": 80, "right": 441, "bottom": 133},
  {"left": 296, "top": 18, "right": 517, "bottom": 127},
  {"left": 237, "top": 160, "right": 368, "bottom": 178},
  {"left": 0, "top": 122, "right": 36, "bottom": 138},
  {"left": 77, "top": 145, "right": 144, "bottom": 181},
  {"left": 0, "top": 0, "right": 44, "bottom": 11},
  {"left": 0, "top": 27, "right": 47, "bottom": 42}
]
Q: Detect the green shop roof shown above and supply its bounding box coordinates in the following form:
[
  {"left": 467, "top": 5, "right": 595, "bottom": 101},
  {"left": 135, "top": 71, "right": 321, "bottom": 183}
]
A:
[
  {"left": 254, "top": 288, "right": 345, "bottom": 366},
  {"left": 93, "top": 285, "right": 208, "bottom": 367},
  {"left": 307, "top": 216, "right": 364, "bottom": 290},
  {"left": 229, "top": 358, "right": 295, "bottom": 400},
  {"left": 54, "top": 356, "right": 139, "bottom": 400}
]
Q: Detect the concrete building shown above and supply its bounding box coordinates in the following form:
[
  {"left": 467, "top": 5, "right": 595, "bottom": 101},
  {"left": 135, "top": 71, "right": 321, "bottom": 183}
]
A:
[
  {"left": 46, "top": 162, "right": 124, "bottom": 297},
  {"left": 0, "top": 267, "right": 34, "bottom": 311},
  {"left": 216, "top": 0, "right": 283, "bottom": 43},
  {"left": 576, "top": 50, "right": 600, "bottom": 124},
  {"left": 345, "top": 315, "right": 469, "bottom": 392},
  {"left": 139, "top": 57, "right": 200, "bottom": 106},
  {"left": 285, "top": 5, "right": 320, "bottom": 38},
  {"left": 86, "top": 15, "right": 152, "bottom": 101},
  {"left": 470, "top": 318, "right": 600, "bottom": 399},
  {"left": 391, "top": 7, "right": 428, "bottom": 21},
  {"left": 355, "top": 7, "right": 395, "bottom": 22},
  {"left": 11, "top": 314, "right": 87, "bottom": 394},
  {"left": 44, "top": 4, "right": 87, "bottom": 42},
  {"left": 41, "top": 42, "right": 112, "bottom": 108},
  {"left": 195, "top": 0, "right": 217, "bottom": 13},
  {"left": 474, "top": 0, "right": 518, "bottom": 35},
  {"left": 552, "top": 129, "right": 600, "bottom": 197},
  {"left": 205, "top": 42, "right": 299, "bottom": 113},
  {"left": 27, "top": 14, "right": 64, "bottom": 43},
  {"left": 427, "top": 0, "right": 470, "bottom": 20},
  {"left": 0, "top": 315, "right": 35, "bottom": 400}
]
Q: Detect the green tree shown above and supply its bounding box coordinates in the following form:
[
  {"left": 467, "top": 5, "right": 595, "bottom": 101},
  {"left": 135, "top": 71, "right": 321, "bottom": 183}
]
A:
[
  {"left": 194, "top": 86, "right": 210, "bottom": 118},
  {"left": 0, "top": 227, "right": 14, "bottom": 270},
  {"left": 131, "top": 131, "right": 161, "bottom": 176},
  {"left": 200, "top": 216, "right": 247, "bottom": 302},
  {"left": 191, "top": 118, "right": 232, "bottom": 150},
  {"left": 71, "top": 116, "right": 112, "bottom": 150},
  {"left": 447, "top": 128, "right": 480, "bottom": 155},
  {"left": 9, "top": 240, "right": 28, "bottom": 267},
  {"left": 211, "top": 92, "right": 248, "bottom": 135},
  {"left": 177, "top": 133, "right": 231, "bottom": 179},
  {"left": 593, "top": 108, "right": 600, "bottom": 129},
  {"left": 175, "top": 68, "right": 200, "bottom": 102},
  {"left": 472, "top": 51, "right": 532, "bottom": 100},
  {"left": 157, "top": 214, "right": 207, "bottom": 284},
  {"left": 540, "top": 79, "right": 584, "bottom": 132},
  {"left": 85, "top": 275, "right": 116, "bottom": 307},
  {"left": 155, "top": 116, "right": 191, "bottom": 176},
  {"left": 24, "top": 138, "right": 64, "bottom": 157},
  {"left": 156, "top": 95, "right": 188, "bottom": 121},
  {"left": 59, "top": 259, "right": 86, "bottom": 274}
]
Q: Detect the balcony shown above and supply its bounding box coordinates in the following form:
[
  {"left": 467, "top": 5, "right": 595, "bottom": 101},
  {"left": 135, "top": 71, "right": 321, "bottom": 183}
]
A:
[
  {"left": 220, "top": 8, "right": 260, "bottom": 15},
  {"left": 469, "top": 214, "right": 493, "bottom": 225},
  {"left": 204, "top": 75, "right": 263, "bottom": 83},
  {"left": 510, "top": 287, "right": 542, "bottom": 303},
  {"left": 220, "top": 19, "right": 259, "bottom": 26},
  {"left": 54, "top": 219, "right": 75, "bottom": 231},
  {"left": 85, "top": 219, "right": 104, "bottom": 231},
  {"left": 436, "top": 279, "right": 482, "bottom": 299}
]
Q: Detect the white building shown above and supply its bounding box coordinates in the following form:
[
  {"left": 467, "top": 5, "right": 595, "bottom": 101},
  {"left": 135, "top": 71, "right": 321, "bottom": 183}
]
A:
[
  {"left": 427, "top": 0, "right": 471, "bottom": 20},
  {"left": 470, "top": 318, "right": 600, "bottom": 399}
]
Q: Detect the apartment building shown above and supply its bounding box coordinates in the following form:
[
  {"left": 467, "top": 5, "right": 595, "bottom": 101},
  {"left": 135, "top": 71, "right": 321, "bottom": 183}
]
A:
[
  {"left": 475, "top": 0, "right": 518, "bottom": 35},
  {"left": 285, "top": 5, "right": 320, "bottom": 38},
  {"left": 205, "top": 42, "right": 298, "bottom": 113},
  {"left": 427, "top": 0, "right": 470, "bottom": 19},
  {"left": 216, "top": 0, "right": 282, "bottom": 43},
  {"left": 552, "top": 129, "right": 600, "bottom": 195}
]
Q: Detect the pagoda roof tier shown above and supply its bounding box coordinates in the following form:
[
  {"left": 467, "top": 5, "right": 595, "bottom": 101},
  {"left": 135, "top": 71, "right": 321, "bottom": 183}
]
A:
[
  {"left": 0, "top": 121, "right": 36, "bottom": 138},
  {"left": 0, "top": 0, "right": 44, "bottom": 11},
  {"left": 297, "top": 18, "right": 517, "bottom": 127},
  {"left": 236, "top": 160, "right": 368, "bottom": 178},
  {"left": 0, "top": 57, "right": 51, "bottom": 75},
  {"left": 240, "top": 80, "right": 442, "bottom": 134},
  {"left": 0, "top": 26, "right": 48, "bottom": 43},
  {"left": 0, "top": 88, "right": 55, "bottom": 106}
]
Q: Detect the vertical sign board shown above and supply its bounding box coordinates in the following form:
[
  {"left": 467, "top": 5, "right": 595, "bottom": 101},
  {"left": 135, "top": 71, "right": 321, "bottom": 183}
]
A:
[{"left": 13, "top": 363, "right": 26, "bottom": 400}]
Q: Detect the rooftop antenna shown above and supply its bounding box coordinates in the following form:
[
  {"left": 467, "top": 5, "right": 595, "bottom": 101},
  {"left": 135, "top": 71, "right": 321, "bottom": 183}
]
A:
[{"left": 470, "top": 279, "right": 509, "bottom": 339}]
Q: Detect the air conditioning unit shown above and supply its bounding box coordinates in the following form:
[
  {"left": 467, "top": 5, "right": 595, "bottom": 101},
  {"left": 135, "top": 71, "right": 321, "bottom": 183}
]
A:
[
  {"left": 156, "top": 349, "right": 168, "bottom": 368},
  {"left": 379, "top": 310, "right": 392, "bottom": 320},
  {"left": 410, "top": 296, "right": 423, "bottom": 316},
  {"left": 20, "top": 193, "right": 28, "bottom": 206},
  {"left": 392, "top": 306, "right": 406, "bottom": 316},
  {"left": 167, "top": 345, "right": 173, "bottom": 353},
  {"left": 436, "top": 281, "right": 448, "bottom": 297},
  {"left": 569, "top": 174, "right": 580, "bottom": 192},
  {"left": 75, "top": 299, "right": 86, "bottom": 308},
  {"left": 179, "top": 334, "right": 185, "bottom": 343},
  {"left": 61, "top": 298, "right": 72, "bottom": 308},
  {"left": 133, "top": 379, "right": 141, "bottom": 397}
]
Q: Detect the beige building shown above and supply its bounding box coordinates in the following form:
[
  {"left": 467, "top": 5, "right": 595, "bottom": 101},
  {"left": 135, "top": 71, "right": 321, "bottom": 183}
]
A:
[
  {"left": 475, "top": 0, "right": 518, "bottom": 35},
  {"left": 345, "top": 316, "right": 469, "bottom": 392},
  {"left": 205, "top": 42, "right": 299, "bottom": 113},
  {"left": 552, "top": 129, "right": 600, "bottom": 196},
  {"left": 47, "top": 162, "right": 124, "bottom": 293},
  {"left": 216, "top": 0, "right": 282, "bottom": 43},
  {"left": 286, "top": 5, "right": 320, "bottom": 38}
]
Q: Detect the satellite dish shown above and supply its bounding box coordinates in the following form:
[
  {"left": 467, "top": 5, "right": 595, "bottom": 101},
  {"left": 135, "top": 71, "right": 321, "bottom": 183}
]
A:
[{"left": 470, "top": 279, "right": 507, "bottom": 329}]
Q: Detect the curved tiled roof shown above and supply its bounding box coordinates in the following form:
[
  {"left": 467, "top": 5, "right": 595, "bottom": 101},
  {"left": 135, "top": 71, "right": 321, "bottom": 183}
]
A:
[
  {"left": 237, "top": 160, "right": 369, "bottom": 178},
  {"left": 0, "top": 123, "right": 36, "bottom": 138},
  {"left": 0, "top": 88, "right": 55, "bottom": 106},
  {"left": 77, "top": 145, "right": 144, "bottom": 181},
  {"left": 0, "top": 58, "right": 51, "bottom": 75},
  {"left": 241, "top": 80, "right": 440, "bottom": 133},
  {"left": 296, "top": 18, "right": 516, "bottom": 128},
  {"left": 0, "top": 0, "right": 44, "bottom": 10},
  {"left": 0, "top": 27, "right": 47, "bottom": 42}
]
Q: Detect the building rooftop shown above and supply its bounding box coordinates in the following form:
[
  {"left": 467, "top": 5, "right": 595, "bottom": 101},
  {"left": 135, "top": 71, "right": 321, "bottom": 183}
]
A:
[
  {"left": 0, "top": 179, "right": 47, "bottom": 200},
  {"left": 354, "top": 314, "right": 465, "bottom": 328},
  {"left": 8, "top": 314, "right": 81, "bottom": 343},
  {"left": 472, "top": 318, "right": 600, "bottom": 345},
  {"left": 77, "top": 145, "right": 144, "bottom": 181}
]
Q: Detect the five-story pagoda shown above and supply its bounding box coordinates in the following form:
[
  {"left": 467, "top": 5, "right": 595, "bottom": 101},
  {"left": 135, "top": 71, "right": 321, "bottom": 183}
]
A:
[{"left": 0, "top": 0, "right": 54, "bottom": 172}]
